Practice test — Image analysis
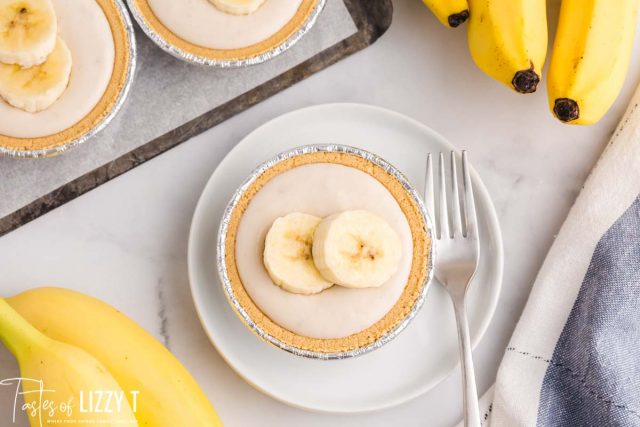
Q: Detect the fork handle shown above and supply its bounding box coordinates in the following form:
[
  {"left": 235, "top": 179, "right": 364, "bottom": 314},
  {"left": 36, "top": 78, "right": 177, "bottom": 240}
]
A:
[{"left": 452, "top": 296, "right": 482, "bottom": 427}]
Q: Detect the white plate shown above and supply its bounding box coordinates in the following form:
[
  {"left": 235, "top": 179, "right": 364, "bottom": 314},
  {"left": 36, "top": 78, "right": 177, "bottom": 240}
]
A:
[{"left": 188, "top": 103, "right": 504, "bottom": 413}]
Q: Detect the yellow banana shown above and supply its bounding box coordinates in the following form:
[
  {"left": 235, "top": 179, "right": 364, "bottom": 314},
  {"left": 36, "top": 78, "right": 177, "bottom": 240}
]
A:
[
  {"left": 7, "top": 287, "right": 223, "bottom": 427},
  {"left": 467, "top": 0, "right": 547, "bottom": 93},
  {"left": 422, "top": 0, "right": 469, "bottom": 28},
  {"left": 0, "top": 298, "right": 138, "bottom": 427},
  {"left": 547, "top": 0, "right": 640, "bottom": 125}
]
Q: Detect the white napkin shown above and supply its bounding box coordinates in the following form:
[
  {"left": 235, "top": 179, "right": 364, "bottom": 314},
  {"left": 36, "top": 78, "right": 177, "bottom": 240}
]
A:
[{"left": 470, "top": 84, "right": 640, "bottom": 426}]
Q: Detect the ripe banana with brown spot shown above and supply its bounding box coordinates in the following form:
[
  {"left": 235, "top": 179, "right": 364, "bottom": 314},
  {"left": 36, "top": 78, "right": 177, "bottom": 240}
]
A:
[
  {"left": 422, "top": 0, "right": 469, "bottom": 28},
  {"left": 547, "top": 0, "right": 640, "bottom": 125},
  {"left": 467, "top": 0, "right": 547, "bottom": 94}
]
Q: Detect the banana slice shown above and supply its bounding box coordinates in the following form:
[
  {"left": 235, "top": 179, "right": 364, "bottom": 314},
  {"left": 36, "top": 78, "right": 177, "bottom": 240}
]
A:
[
  {"left": 313, "top": 210, "right": 402, "bottom": 289},
  {"left": 264, "top": 212, "right": 334, "bottom": 295},
  {"left": 0, "top": 36, "right": 71, "bottom": 113},
  {"left": 0, "top": 0, "right": 57, "bottom": 67},
  {"left": 209, "top": 0, "right": 266, "bottom": 15}
]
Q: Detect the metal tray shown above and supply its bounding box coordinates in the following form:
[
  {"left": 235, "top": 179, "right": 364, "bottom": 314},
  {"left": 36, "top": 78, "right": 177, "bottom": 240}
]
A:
[{"left": 0, "top": 0, "right": 392, "bottom": 237}]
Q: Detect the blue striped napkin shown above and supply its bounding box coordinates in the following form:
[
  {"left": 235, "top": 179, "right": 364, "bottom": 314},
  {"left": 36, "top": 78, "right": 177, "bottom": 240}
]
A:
[{"left": 472, "top": 86, "right": 640, "bottom": 426}]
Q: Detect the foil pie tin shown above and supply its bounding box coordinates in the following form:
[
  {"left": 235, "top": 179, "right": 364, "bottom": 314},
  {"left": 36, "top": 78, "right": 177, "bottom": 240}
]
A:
[
  {"left": 217, "top": 144, "right": 436, "bottom": 359},
  {"left": 127, "top": 0, "right": 326, "bottom": 67},
  {"left": 0, "top": 0, "right": 137, "bottom": 158}
]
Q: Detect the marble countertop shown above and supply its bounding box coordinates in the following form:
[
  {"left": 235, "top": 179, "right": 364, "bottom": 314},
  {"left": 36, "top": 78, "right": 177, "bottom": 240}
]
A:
[{"left": 2, "top": 1, "right": 640, "bottom": 426}]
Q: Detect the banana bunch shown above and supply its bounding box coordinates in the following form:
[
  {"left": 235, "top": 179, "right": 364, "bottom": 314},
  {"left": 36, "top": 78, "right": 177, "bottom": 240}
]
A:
[
  {"left": 0, "top": 0, "right": 72, "bottom": 112},
  {"left": 0, "top": 298, "right": 138, "bottom": 426},
  {"left": 467, "top": 0, "right": 547, "bottom": 94},
  {"left": 263, "top": 210, "right": 402, "bottom": 294},
  {"left": 422, "top": 0, "right": 469, "bottom": 28},
  {"left": 420, "top": 0, "right": 640, "bottom": 125},
  {"left": 1, "top": 287, "right": 223, "bottom": 427},
  {"left": 548, "top": 0, "right": 640, "bottom": 124}
]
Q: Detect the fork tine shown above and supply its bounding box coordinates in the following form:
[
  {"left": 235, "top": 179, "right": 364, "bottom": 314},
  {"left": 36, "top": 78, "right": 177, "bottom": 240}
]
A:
[
  {"left": 438, "top": 152, "right": 450, "bottom": 239},
  {"left": 462, "top": 151, "right": 478, "bottom": 238},
  {"left": 450, "top": 151, "right": 463, "bottom": 237},
  {"left": 425, "top": 154, "right": 436, "bottom": 236}
]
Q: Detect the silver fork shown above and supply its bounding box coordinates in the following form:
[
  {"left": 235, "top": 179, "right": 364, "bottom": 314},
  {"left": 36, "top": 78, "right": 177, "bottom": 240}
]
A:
[{"left": 425, "top": 151, "right": 481, "bottom": 427}]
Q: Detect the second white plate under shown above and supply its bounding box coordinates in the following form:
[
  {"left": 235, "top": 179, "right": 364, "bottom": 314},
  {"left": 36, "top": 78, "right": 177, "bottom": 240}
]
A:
[{"left": 188, "top": 103, "right": 504, "bottom": 413}]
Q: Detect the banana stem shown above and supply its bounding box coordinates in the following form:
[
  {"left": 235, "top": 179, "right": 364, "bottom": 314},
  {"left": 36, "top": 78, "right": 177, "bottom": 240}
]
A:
[
  {"left": 448, "top": 10, "right": 469, "bottom": 28},
  {"left": 0, "top": 298, "right": 47, "bottom": 358}
]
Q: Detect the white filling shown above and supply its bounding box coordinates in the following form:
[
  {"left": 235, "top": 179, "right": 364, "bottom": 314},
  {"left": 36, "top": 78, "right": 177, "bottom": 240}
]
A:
[
  {"left": 146, "top": 0, "right": 303, "bottom": 50},
  {"left": 0, "top": 0, "right": 115, "bottom": 139},
  {"left": 235, "top": 163, "right": 414, "bottom": 339}
]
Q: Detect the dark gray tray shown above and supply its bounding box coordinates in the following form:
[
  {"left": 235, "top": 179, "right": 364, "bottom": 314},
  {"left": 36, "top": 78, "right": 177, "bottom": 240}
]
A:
[{"left": 0, "top": 0, "right": 392, "bottom": 237}]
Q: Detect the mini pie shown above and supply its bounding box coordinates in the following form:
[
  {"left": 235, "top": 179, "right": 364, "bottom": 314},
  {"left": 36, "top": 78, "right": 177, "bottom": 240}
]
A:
[
  {"left": 220, "top": 149, "right": 433, "bottom": 357},
  {"left": 127, "top": 0, "right": 322, "bottom": 66},
  {"left": 0, "top": 0, "right": 134, "bottom": 157}
]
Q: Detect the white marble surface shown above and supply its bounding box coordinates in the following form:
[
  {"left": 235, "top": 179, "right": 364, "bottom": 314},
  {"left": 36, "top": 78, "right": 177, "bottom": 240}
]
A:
[{"left": 1, "top": 1, "right": 640, "bottom": 426}]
